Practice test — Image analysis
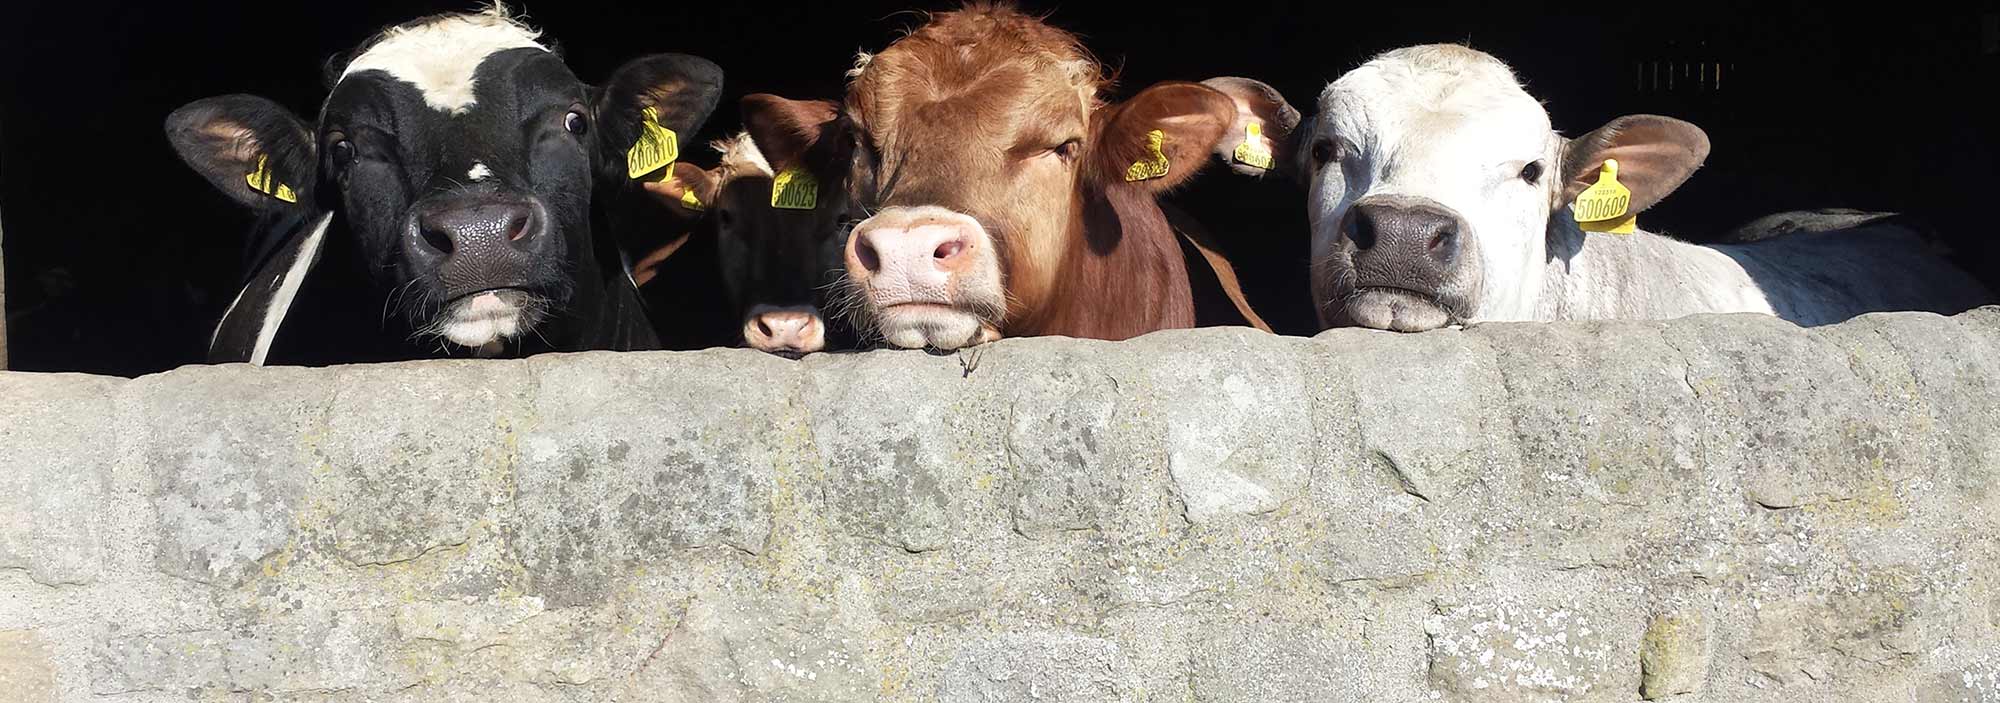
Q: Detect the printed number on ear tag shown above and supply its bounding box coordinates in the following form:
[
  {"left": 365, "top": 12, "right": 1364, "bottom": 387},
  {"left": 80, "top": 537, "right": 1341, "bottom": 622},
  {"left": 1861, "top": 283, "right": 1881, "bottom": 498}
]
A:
[
  {"left": 627, "top": 106, "right": 680, "bottom": 180},
  {"left": 1124, "top": 129, "right": 1170, "bottom": 182},
  {"left": 771, "top": 167, "right": 819, "bottom": 210},
  {"left": 1572, "top": 158, "right": 1635, "bottom": 235},
  {"left": 1232, "top": 124, "right": 1275, "bottom": 170},
  {"left": 244, "top": 155, "right": 298, "bottom": 203}
]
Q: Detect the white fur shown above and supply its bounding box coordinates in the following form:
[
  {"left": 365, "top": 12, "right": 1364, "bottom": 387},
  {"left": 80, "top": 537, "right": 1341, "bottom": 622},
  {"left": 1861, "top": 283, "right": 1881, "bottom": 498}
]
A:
[
  {"left": 712, "top": 132, "right": 774, "bottom": 180},
  {"left": 467, "top": 162, "right": 493, "bottom": 181},
  {"left": 440, "top": 292, "right": 523, "bottom": 348},
  {"left": 340, "top": 8, "right": 547, "bottom": 115},
  {"left": 247, "top": 213, "right": 333, "bottom": 366}
]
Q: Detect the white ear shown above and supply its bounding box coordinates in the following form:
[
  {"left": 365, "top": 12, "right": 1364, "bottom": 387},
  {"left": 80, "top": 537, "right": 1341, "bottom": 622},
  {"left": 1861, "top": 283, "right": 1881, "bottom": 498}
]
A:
[{"left": 210, "top": 212, "right": 333, "bottom": 365}]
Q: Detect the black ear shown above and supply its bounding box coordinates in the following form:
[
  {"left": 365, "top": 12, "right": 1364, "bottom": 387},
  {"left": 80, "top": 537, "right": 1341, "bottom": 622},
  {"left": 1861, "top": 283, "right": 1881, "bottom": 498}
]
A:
[
  {"left": 595, "top": 53, "right": 725, "bottom": 180},
  {"left": 165, "top": 95, "right": 317, "bottom": 211}
]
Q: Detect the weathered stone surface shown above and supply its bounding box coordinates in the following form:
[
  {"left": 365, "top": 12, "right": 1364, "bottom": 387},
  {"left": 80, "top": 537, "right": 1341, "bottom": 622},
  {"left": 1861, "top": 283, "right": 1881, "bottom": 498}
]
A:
[
  {"left": 0, "top": 308, "right": 1996, "bottom": 702},
  {"left": 937, "top": 631, "right": 1139, "bottom": 702},
  {"left": 0, "top": 630, "right": 57, "bottom": 703},
  {"left": 0, "top": 373, "right": 115, "bottom": 587},
  {"left": 1426, "top": 597, "right": 1619, "bottom": 702},
  {"left": 1640, "top": 612, "right": 1709, "bottom": 699}
]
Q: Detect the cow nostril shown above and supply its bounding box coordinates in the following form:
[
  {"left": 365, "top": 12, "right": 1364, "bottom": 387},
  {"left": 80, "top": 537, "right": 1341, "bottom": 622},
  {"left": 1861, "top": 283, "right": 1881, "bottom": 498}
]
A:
[
  {"left": 1427, "top": 227, "right": 1456, "bottom": 252},
  {"left": 855, "top": 236, "right": 882, "bottom": 274},
  {"left": 504, "top": 210, "right": 532, "bottom": 242},
  {"left": 755, "top": 317, "right": 774, "bottom": 339},
  {"left": 934, "top": 239, "right": 965, "bottom": 261},
  {"left": 1348, "top": 212, "right": 1377, "bottom": 251},
  {"left": 420, "top": 227, "right": 455, "bottom": 256}
]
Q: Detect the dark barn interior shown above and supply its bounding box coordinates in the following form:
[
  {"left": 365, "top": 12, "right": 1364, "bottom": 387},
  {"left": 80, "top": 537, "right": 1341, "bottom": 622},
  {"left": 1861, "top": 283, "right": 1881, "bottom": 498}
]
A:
[{"left": 3, "top": 0, "right": 1995, "bottom": 376}]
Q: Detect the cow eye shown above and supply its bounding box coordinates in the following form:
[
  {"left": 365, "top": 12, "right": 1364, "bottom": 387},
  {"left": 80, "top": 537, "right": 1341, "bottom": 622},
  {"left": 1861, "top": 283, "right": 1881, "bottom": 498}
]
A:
[
  {"left": 1520, "top": 161, "right": 1544, "bottom": 184},
  {"left": 327, "top": 133, "right": 356, "bottom": 167},
  {"left": 564, "top": 110, "right": 589, "bottom": 136},
  {"left": 1311, "top": 138, "right": 1339, "bottom": 167},
  {"left": 1053, "top": 139, "right": 1082, "bottom": 161},
  {"left": 717, "top": 208, "right": 735, "bottom": 230}
]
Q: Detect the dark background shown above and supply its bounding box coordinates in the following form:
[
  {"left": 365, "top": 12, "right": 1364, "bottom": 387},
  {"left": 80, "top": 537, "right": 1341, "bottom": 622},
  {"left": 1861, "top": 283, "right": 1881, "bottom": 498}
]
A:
[{"left": 4, "top": 0, "right": 1996, "bottom": 376}]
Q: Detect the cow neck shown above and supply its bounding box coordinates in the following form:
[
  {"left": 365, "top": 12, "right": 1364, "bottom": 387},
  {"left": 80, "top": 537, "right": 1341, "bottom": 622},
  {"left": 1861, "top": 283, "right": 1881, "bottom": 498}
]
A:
[
  {"left": 530, "top": 214, "right": 663, "bottom": 353},
  {"left": 1017, "top": 185, "right": 1195, "bottom": 340},
  {"left": 1535, "top": 218, "right": 1764, "bottom": 322}
]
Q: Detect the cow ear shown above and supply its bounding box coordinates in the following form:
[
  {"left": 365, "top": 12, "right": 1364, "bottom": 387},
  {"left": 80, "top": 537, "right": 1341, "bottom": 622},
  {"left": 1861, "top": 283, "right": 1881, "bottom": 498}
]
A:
[
  {"left": 165, "top": 95, "right": 316, "bottom": 211},
  {"left": 740, "top": 94, "right": 844, "bottom": 173},
  {"left": 596, "top": 53, "right": 725, "bottom": 180},
  {"left": 1090, "top": 81, "right": 1236, "bottom": 193},
  {"left": 1200, "top": 77, "right": 1302, "bottom": 179},
  {"left": 1558, "top": 115, "right": 1710, "bottom": 214},
  {"left": 638, "top": 162, "right": 721, "bottom": 218}
]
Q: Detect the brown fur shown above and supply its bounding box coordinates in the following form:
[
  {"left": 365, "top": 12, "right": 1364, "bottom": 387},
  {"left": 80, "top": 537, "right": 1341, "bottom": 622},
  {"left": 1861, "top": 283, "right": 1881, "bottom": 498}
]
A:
[{"left": 748, "top": 3, "right": 1265, "bottom": 341}]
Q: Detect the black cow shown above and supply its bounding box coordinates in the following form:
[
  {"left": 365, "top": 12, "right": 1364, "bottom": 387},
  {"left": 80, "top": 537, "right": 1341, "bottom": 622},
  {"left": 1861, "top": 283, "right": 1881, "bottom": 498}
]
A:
[
  {"left": 166, "top": 8, "right": 722, "bottom": 364},
  {"left": 630, "top": 132, "right": 858, "bottom": 356}
]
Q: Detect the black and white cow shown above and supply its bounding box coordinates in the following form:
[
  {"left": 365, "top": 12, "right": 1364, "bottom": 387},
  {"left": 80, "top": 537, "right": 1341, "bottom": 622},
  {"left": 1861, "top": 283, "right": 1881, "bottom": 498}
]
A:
[{"left": 166, "top": 7, "right": 722, "bottom": 364}]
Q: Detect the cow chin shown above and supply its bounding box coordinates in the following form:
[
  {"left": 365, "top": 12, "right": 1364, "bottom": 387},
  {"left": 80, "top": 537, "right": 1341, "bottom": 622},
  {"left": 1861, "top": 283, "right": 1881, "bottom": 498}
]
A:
[
  {"left": 1342, "top": 288, "right": 1455, "bottom": 332},
  {"left": 429, "top": 290, "right": 549, "bottom": 351},
  {"left": 875, "top": 304, "right": 1001, "bottom": 351}
]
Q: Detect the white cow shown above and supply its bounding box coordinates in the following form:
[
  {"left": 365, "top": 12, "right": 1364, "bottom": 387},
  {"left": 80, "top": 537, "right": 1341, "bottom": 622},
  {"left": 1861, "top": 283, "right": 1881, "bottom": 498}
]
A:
[{"left": 1205, "top": 45, "right": 1991, "bottom": 331}]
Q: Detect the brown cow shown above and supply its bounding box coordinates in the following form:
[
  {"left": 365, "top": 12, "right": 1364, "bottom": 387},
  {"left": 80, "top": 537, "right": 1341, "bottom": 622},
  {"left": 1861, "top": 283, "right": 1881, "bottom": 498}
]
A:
[
  {"left": 635, "top": 133, "right": 855, "bottom": 354},
  {"left": 739, "top": 2, "right": 1265, "bottom": 350}
]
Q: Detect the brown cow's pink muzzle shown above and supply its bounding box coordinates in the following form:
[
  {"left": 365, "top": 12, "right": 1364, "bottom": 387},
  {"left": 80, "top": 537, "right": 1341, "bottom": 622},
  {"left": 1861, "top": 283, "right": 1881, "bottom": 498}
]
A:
[
  {"left": 743, "top": 305, "right": 825, "bottom": 354},
  {"left": 848, "top": 217, "right": 978, "bottom": 300},
  {"left": 842, "top": 206, "right": 1006, "bottom": 350}
]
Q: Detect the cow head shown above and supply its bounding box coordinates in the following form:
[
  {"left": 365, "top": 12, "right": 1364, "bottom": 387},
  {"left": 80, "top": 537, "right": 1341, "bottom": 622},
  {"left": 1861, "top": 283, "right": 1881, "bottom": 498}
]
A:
[
  {"left": 1208, "top": 45, "right": 1709, "bottom": 331},
  {"left": 166, "top": 7, "right": 720, "bottom": 355},
  {"left": 740, "top": 4, "right": 1236, "bottom": 350},
  {"left": 639, "top": 133, "right": 852, "bottom": 355}
]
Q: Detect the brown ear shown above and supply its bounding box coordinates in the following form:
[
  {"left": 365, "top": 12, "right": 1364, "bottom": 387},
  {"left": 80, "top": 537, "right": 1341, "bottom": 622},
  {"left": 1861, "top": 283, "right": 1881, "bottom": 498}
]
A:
[
  {"left": 1090, "top": 81, "right": 1236, "bottom": 193},
  {"left": 1558, "top": 115, "right": 1710, "bottom": 214},
  {"left": 740, "top": 94, "right": 843, "bottom": 173},
  {"left": 639, "top": 162, "right": 720, "bottom": 218},
  {"left": 1200, "top": 77, "right": 1301, "bottom": 179}
]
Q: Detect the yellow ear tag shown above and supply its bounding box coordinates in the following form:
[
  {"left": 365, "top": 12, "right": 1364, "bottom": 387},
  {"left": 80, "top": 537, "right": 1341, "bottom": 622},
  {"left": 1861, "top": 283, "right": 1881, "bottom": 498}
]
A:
[
  {"left": 679, "top": 186, "right": 704, "bottom": 212},
  {"left": 244, "top": 155, "right": 298, "bottom": 203},
  {"left": 1124, "top": 129, "right": 1170, "bottom": 182},
  {"left": 1572, "top": 158, "right": 1636, "bottom": 234},
  {"left": 771, "top": 167, "right": 819, "bottom": 210},
  {"left": 626, "top": 106, "right": 680, "bottom": 180},
  {"left": 1232, "top": 123, "right": 1275, "bottom": 170}
]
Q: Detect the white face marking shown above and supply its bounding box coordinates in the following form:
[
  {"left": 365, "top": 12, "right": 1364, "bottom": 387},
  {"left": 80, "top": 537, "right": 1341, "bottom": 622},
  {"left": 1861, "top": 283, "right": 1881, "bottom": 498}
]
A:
[
  {"left": 467, "top": 162, "right": 493, "bottom": 181},
  {"left": 339, "top": 11, "right": 547, "bottom": 115},
  {"left": 1308, "top": 45, "right": 1561, "bottom": 322}
]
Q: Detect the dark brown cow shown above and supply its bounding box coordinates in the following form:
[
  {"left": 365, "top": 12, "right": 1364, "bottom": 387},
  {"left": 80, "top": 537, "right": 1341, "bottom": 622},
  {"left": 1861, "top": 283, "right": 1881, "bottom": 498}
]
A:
[
  {"left": 634, "top": 133, "right": 855, "bottom": 354},
  {"left": 740, "top": 2, "right": 1265, "bottom": 350}
]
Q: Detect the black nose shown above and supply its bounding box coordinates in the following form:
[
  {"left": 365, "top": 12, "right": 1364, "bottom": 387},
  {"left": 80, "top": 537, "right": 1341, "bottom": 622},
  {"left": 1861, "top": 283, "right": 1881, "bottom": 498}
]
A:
[
  {"left": 416, "top": 203, "right": 536, "bottom": 256},
  {"left": 1343, "top": 198, "right": 1463, "bottom": 267},
  {"left": 405, "top": 199, "right": 549, "bottom": 298}
]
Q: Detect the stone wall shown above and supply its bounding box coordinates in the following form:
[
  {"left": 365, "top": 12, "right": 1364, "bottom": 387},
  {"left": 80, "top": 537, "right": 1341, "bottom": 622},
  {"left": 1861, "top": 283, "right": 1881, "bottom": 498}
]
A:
[{"left": 3, "top": 309, "right": 1999, "bottom": 702}]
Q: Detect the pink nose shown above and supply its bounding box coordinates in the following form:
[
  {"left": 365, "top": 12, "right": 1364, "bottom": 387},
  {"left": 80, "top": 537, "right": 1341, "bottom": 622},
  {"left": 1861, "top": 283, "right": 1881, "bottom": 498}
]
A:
[
  {"left": 743, "top": 308, "right": 825, "bottom": 354},
  {"left": 847, "top": 218, "right": 977, "bottom": 296}
]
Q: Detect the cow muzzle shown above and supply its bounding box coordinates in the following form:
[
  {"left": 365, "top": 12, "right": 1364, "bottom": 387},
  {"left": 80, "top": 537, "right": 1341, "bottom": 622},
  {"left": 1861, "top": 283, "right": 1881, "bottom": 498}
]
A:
[
  {"left": 405, "top": 196, "right": 558, "bottom": 300},
  {"left": 1334, "top": 195, "right": 1471, "bottom": 332},
  {"left": 843, "top": 206, "right": 1005, "bottom": 350},
  {"left": 743, "top": 305, "right": 826, "bottom": 356},
  {"left": 404, "top": 195, "right": 560, "bottom": 350}
]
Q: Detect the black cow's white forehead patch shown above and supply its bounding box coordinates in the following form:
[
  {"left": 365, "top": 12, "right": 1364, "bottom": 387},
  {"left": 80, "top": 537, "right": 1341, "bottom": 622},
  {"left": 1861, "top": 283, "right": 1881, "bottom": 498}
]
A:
[{"left": 339, "top": 9, "right": 548, "bottom": 115}]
